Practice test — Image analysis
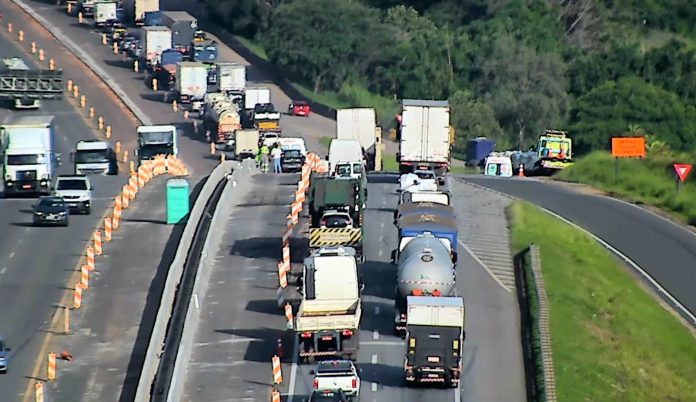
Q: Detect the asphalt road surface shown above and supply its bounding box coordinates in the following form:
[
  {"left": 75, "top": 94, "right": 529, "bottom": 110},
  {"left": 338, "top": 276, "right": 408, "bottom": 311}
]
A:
[
  {"left": 463, "top": 175, "right": 696, "bottom": 319},
  {"left": 0, "top": 29, "right": 129, "bottom": 400}
]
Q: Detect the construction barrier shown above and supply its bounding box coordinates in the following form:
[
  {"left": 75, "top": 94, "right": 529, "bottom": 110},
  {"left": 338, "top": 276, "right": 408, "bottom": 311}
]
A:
[
  {"left": 104, "top": 217, "right": 112, "bottom": 242},
  {"left": 93, "top": 230, "right": 102, "bottom": 255},
  {"left": 272, "top": 355, "right": 282, "bottom": 384},
  {"left": 35, "top": 382, "right": 44, "bottom": 402},
  {"left": 86, "top": 246, "right": 95, "bottom": 271},
  {"left": 277, "top": 262, "right": 288, "bottom": 288},
  {"left": 73, "top": 283, "right": 83, "bottom": 309},
  {"left": 271, "top": 388, "right": 280, "bottom": 402},
  {"left": 284, "top": 303, "right": 293, "bottom": 325},
  {"left": 47, "top": 353, "right": 56, "bottom": 381},
  {"left": 81, "top": 266, "right": 89, "bottom": 289}
]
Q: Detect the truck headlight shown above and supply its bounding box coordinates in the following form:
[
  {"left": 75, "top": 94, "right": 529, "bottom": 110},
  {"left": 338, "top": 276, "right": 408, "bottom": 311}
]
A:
[
  {"left": 40, "top": 180, "right": 48, "bottom": 187},
  {"left": 59, "top": 211, "right": 66, "bottom": 216}
]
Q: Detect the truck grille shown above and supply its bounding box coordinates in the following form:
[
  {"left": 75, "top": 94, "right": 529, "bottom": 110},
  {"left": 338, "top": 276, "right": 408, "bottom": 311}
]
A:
[{"left": 16, "top": 170, "right": 37, "bottom": 180}]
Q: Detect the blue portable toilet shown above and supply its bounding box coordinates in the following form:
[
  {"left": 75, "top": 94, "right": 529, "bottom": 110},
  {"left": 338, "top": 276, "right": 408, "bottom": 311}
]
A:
[{"left": 166, "top": 178, "right": 190, "bottom": 224}]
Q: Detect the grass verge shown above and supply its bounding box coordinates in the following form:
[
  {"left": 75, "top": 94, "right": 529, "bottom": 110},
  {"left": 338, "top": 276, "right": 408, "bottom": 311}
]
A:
[
  {"left": 508, "top": 200, "right": 696, "bottom": 401},
  {"left": 233, "top": 35, "right": 268, "bottom": 60},
  {"left": 556, "top": 151, "right": 696, "bottom": 225}
]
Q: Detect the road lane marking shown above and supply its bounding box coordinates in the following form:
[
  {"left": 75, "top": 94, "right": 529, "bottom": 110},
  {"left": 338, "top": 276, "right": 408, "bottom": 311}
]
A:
[
  {"left": 0, "top": 267, "right": 6, "bottom": 275},
  {"left": 378, "top": 249, "right": 383, "bottom": 257},
  {"left": 8, "top": 251, "right": 15, "bottom": 259},
  {"left": 458, "top": 239, "right": 511, "bottom": 292},
  {"left": 372, "top": 331, "right": 378, "bottom": 340},
  {"left": 371, "top": 383, "right": 378, "bottom": 392},
  {"left": 380, "top": 222, "right": 385, "bottom": 229},
  {"left": 362, "top": 341, "right": 402, "bottom": 346},
  {"left": 371, "top": 354, "right": 378, "bottom": 364}
]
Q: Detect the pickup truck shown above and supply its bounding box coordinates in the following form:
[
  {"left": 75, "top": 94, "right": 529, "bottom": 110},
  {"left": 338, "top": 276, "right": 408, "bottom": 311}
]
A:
[{"left": 312, "top": 360, "right": 361, "bottom": 399}]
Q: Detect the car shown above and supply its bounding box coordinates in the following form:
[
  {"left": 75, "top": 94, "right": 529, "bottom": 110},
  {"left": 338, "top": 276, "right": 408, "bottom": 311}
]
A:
[
  {"left": 307, "top": 389, "right": 349, "bottom": 402},
  {"left": 280, "top": 149, "right": 305, "bottom": 173},
  {"left": 0, "top": 337, "right": 9, "bottom": 373},
  {"left": 260, "top": 131, "right": 281, "bottom": 148},
  {"left": 289, "top": 100, "right": 311, "bottom": 117},
  {"left": 320, "top": 210, "right": 353, "bottom": 229},
  {"left": 32, "top": 196, "right": 70, "bottom": 227},
  {"left": 312, "top": 360, "right": 361, "bottom": 399},
  {"left": 53, "top": 175, "right": 93, "bottom": 215}
]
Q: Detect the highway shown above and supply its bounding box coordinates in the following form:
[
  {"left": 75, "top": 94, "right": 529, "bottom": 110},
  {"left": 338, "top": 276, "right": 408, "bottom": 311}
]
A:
[
  {"left": 462, "top": 175, "right": 696, "bottom": 318},
  {"left": 0, "top": 28, "right": 131, "bottom": 399}
]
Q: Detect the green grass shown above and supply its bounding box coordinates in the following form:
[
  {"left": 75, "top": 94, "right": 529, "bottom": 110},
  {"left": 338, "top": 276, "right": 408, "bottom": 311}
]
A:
[
  {"left": 555, "top": 151, "right": 696, "bottom": 224},
  {"left": 319, "top": 136, "right": 333, "bottom": 150},
  {"left": 234, "top": 35, "right": 268, "bottom": 60},
  {"left": 508, "top": 201, "right": 696, "bottom": 402}
]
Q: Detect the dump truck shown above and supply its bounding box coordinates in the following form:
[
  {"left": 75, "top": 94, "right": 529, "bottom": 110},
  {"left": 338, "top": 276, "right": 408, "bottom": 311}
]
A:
[
  {"left": 392, "top": 234, "right": 456, "bottom": 335},
  {"left": 135, "top": 125, "right": 178, "bottom": 165},
  {"left": 397, "top": 99, "right": 451, "bottom": 184},
  {"left": 295, "top": 246, "right": 362, "bottom": 362},
  {"left": 336, "top": 108, "right": 378, "bottom": 170},
  {"left": 123, "top": 0, "right": 159, "bottom": 25},
  {"left": 404, "top": 296, "right": 465, "bottom": 387},
  {"left": 0, "top": 58, "right": 63, "bottom": 109}
]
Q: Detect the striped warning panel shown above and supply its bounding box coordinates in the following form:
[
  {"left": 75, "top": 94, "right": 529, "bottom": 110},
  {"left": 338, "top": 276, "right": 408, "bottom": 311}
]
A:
[{"left": 309, "top": 228, "right": 362, "bottom": 247}]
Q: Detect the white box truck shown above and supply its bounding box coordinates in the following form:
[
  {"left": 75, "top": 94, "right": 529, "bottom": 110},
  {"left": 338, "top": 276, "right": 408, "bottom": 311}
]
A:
[
  {"left": 0, "top": 115, "right": 58, "bottom": 196},
  {"left": 141, "top": 26, "right": 172, "bottom": 66},
  {"left": 123, "top": 0, "right": 159, "bottom": 26},
  {"left": 337, "top": 108, "right": 378, "bottom": 171},
  {"left": 404, "top": 296, "right": 465, "bottom": 387},
  {"left": 216, "top": 63, "right": 246, "bottom": 94},
  {"left": 94, "top": 1, "right": 117, "bottom": 27},
  {"left": 175, "top": 61, "right": 208, "bottom": 110},
  {"left": 398, "top": 99, "right": 451, "bottom": 182},
  {"left": 244, "top": 86, "right": 271, "bottom": 110}
]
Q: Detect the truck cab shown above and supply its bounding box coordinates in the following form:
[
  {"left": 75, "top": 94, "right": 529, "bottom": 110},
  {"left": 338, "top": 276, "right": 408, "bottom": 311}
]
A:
[
  {"left": 72, "top": 140, "right": 118, "bottom": 175},
  {"left": 135, "top": 125, "right": 178, "bottom": 165},
  {"left": 535, "top": 129, "right": 574, "bottom": 172}
]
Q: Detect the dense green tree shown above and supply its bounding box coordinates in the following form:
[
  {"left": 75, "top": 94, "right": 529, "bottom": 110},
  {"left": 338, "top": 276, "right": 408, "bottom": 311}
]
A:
[
  {"left": 201, "top": 0, "right": 278, "bottom": 37},
  {"left": 478, "top": 37, "right": 569, "bottom": 149},
  {"left": 569, "top": 77, "right": 696, "bottom": 153},
  {"left": 449, "top": 90, "right": 506, "bottom": 154}
]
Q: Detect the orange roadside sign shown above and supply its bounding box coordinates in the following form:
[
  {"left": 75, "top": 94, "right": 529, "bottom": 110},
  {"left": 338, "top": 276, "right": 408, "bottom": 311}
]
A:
[{"left": 612, "top": 136, "right": 646, "bottom": 158}]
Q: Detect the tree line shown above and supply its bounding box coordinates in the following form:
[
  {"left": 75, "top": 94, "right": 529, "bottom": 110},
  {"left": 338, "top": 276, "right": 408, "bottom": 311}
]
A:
[{"left": 202, "top": 0, "right": 696, "bottom": 156}]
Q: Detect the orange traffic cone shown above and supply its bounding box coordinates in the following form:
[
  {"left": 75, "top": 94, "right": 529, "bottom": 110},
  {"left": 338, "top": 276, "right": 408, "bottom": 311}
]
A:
[{"left": 518, "top": 165, "right": 525, "bottom": 177}]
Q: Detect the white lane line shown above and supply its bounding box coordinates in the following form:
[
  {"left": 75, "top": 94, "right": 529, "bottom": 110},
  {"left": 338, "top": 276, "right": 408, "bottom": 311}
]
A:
[
  {"left": 288, "top": 334, "right": 299, "bottom": 402},
  {"left": 374, "top": 306, "right": 380, "bottom": 315},
  {"left": 380, "top": 221, "right": 385, "bottom": 229},
  {"left": 458, "top": 239, "right": 511, "bottom": 292},
  {"left": 362, "top": 341, "right": 402, "bottom": 346},
  {"left": 455, "top": 379, "right": 461, "bottom": 402},
  {"left": 0, "top": 267, "right": 6, "bottom": 275},
  {"left": 8, "top": 252, "right": 15, "bottom": 259},
  {"left": 372, "top": 331, "right": 379, "bottom": 340},
  {"left": 371, "top": 354, "right": 377, "bottom": 364},
  {"left": 371, "top": 383, "right": 378, "bottom": 392},
  {"left": 378, "top": 249, "right": 383, "bottom": 257}
]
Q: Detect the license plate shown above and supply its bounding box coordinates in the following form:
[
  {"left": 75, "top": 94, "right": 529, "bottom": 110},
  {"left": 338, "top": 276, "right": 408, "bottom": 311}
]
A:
[
  {"left": 427, "top": 356, "right": 440, "bottom": 363},
  {"left": 321, "top": 336, "right": 333, "bottom": 341},
  {"left": 22, "top": 184, "right": 31, "bottom": 189},
  {"left": 47, "top": 215, "right": 58, "bottom": 220}
]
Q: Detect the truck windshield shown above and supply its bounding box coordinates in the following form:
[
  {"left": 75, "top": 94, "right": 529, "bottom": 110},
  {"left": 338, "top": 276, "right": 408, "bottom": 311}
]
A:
[
  {"left": 139, "top": 145, "right": 173, "bottom": 159},
  {"left": 57, "top": 179, "right": 87, "bottom": 190},
  {"left": 75, "top": 150, "right": 108, "bottom": 163},
  {"left": 139, "top": 131, "right": 173, "bottom": 144},
  {"left": 7, "top": 154, "right": 45, "bottom": 165}
]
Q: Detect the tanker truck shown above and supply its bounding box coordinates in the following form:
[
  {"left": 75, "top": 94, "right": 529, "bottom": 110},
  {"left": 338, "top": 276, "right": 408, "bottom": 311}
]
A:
[
  {"left": 393, "top": 234, "right": 456, "bottom": 336},
  {"left": 202, "top": 93, "right": 241, "bottom": 148}
]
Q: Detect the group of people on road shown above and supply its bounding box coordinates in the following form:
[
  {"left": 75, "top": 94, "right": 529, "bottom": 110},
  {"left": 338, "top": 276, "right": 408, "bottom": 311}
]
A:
[{"left": 256, "top": 142, "right": 283, "bottom": 173}]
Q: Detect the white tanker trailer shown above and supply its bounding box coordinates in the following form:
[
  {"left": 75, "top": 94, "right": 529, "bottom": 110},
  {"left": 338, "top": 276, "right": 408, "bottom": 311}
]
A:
[{"left": 394, "top": 233, "right": 456, "bottom": 335}]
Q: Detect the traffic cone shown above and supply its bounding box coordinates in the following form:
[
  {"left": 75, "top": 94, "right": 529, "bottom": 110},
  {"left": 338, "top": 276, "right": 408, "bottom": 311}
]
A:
[{"left": 518, "top": 165, "right": 525, "bottom": 177}]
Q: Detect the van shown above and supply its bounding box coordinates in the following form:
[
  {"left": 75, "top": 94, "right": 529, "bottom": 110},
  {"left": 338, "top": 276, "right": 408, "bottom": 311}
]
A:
[
  {"left": 329, "top": 139, "right": 363, "bottom": 174},
  {"left": 484, "top": 155, "right": 513, "bottom": 177}
]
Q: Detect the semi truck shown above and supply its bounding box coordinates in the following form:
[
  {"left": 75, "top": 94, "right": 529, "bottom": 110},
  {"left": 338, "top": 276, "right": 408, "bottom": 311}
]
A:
[
  {"left": 392, "top": 234, "right": 456, "bottom": 335},
  {"left": 77, "top": 0, "right": 96, "bottom": 17},
  {"left": 244, "top": 87, "right": 271, "bottom": 110},
  {"left": 0, "top": 58, "right": 63, "bottom": 109},
  {"left": 202, "top": 93, "right": 241, "bottom": 146},
  {"left": 395, "top": 214, "right": 459, "bottom": 263},
  {"left": 397, "top": 99, "right": 451, "bottom": 184},
  {"left": 123, "top": 0, "right": 159, "bottom": 25},
  {"left": 71, "top": 140, "right": 118, "bottom": 175},
  {"left": 465, "top": 137, "right": 495, "bottom": 167},
  {"left": 94, "top": 1, "right": 117, "bottom": 28},
  {"left": 0, "top": 115, "right": 58, "bottom": 196},
  {"left": 394, "top": 201, "right": 455, "bottom": 224},
  {"left": 295, "top": 247, "right": 362, "bottom": 362},
  {"left": 135, "top": 125, "right": 178, "bottom": 165},
  {"left": 150, "top": 49, "right": 182, "bottom": 90},
  {"left": 175, "top": 61, "right": 207, "bottom": 109},
  {"left": 336, "top": 108, "right": 377, "bottom": 170},
  {"left": 404, "top": 296, "right": 465, "bottom": 387},
  {"left": 215, "top": 63, "right": 246, "bottom": 94},
  {"left": 142, "top": 26, "right": 172, "bottom": 67},
  {"left": 234, "top": 129, "right": 259, "bottom": 160},
  {"left": 160, "top": 11, "right": 197, "bottom": 55}
]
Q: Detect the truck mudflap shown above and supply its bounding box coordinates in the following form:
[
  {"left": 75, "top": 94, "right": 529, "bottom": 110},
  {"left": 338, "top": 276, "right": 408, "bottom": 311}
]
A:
[{"left": 298, "top": 329, "right": 359, "bottom": 362}]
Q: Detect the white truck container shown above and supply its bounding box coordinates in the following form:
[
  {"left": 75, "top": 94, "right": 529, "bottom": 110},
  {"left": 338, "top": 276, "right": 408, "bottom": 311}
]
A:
[
  {"left": 0, "top": 115, "right": 57, "bottom": 196},
  {"left": 216, "top": 62, "right": 246, "bottom": 93},
  {"left": 244, "top": 86, "right": 271, "bottom": 110},
  {"left": 405, "top": 296, "right": 465, "bottom": 387},
  {"left": 336, "top": 108, "right": 376, "bottom": 155},
  {"left": 398, "top": 99, "right": 451, "bottom": 180},
  {"left": 295, "top": 246, "right": 362, "bottom": 361},
  {"left": 399, "top": 190, "right": 451, "bottom": 206},
  {"left": 141, "top": 26, "right": 172, "bottom": 65},
  {"left": 94, "top": 1, "right": 117, "bottom": 27},
  {"left": 123, "top": 0, "right": 159, "bottom": 25},
  {"left": 175, "top": 61, "right": 208, "bottom": 109}
]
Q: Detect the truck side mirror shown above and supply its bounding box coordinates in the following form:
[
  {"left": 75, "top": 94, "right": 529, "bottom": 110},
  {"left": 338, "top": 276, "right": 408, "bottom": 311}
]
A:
[{"left": 390, "top": 249, "right": 397, "bottom": 264}]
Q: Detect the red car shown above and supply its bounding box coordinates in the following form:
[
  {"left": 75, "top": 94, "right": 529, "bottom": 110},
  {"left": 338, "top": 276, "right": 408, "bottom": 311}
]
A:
[{"left": 289, "top": 101, "right": 311, "bottom": 117}]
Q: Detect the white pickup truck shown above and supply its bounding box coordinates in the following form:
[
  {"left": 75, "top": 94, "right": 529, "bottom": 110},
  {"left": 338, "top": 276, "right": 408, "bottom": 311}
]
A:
[{"left": 312, "top": 360, "right": 361, "bottom": 399}]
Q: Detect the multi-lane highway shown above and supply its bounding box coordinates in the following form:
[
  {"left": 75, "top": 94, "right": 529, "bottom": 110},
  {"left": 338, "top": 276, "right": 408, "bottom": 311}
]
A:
[
  {"left": 0, "top": 27, "right": 131, "bottom": 399},
  {"left": 463, "top": 176, "right": 696, "bottom": 318}
]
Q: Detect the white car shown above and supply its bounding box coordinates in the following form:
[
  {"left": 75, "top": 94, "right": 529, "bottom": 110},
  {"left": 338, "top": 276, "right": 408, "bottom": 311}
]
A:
[
  {"left": 312, "top": 360, "right": 361, "bottom": 399},
  {"left": 53, "top": 175, "right": 93, "bottom": 215},
  {"left": 320, "top": 210, "right": 354, "bottom": 228}
]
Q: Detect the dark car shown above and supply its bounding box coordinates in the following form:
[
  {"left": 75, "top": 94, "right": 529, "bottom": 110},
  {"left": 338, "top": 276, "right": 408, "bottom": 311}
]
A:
[
  {"left": 281, "top": 149, "right": 305, "bottom": 172},
  {"left": 308, "top": 390, "right": 349, "bottom": 402},
  {"left": 32, "top": 196, "right": 69, "bottom": 227},
  {"left": 0, "top": 337, "right": 9, "bottom": 373}
]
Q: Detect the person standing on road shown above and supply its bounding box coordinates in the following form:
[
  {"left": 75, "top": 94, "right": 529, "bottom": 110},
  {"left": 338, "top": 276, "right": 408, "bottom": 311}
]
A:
[
  {"left": 271, "top": 143, "right": 283, "bottom": 173},
  {"left": 260, "top": 144, "right": 270, "bottom": 173}
]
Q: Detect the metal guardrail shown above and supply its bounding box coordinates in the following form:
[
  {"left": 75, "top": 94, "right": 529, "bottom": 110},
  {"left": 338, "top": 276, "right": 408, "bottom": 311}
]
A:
[
  {"left": 514, "top": 244, "right": 557, "bottom": 402},
  {"left": 133, "top": 161, "right": 238, "bottom": 402}
]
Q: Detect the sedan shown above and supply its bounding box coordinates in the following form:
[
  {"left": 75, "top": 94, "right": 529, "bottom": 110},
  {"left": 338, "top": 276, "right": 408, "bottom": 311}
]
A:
[
  {"left": 0, "top": 337, "right": 9, "bottom": 373},
  {"left": 289, "top": 100, "right": 311, "bottom": 117},
  {"left": 281, "top": 149, "right": 305, "bottom": 173},
  {"left": 32, "top": 196, "right": 69, "bottom": 227}
]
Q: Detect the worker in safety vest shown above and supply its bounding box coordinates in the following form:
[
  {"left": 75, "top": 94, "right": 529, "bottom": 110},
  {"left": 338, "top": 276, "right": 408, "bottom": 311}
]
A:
[{"left": 259, "top": 144, "right": 270, "bottom": 173}]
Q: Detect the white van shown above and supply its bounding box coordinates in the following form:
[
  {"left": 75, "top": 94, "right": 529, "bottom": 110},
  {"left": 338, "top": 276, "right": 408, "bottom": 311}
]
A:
[
  {"left": 328, "top": 138, "right": 363, "bottom": 174},
  {"left": 278, "top": 137, "right": 307, "bottom": 155},
  {"left": 484, "top": 155, "right": 513, "bottom": 177}
]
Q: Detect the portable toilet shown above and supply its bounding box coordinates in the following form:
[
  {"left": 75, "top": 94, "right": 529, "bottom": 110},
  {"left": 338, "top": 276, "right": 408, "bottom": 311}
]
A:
[{"left": 166, "top": 178, "right": 190, "bottom": 224}]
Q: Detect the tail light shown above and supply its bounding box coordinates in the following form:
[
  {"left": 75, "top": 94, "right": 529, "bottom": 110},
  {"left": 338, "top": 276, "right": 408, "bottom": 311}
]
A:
[
  {"left": 342, "top": 330, "right": 353, "bottom": 336},
  {"left": 313, "top": 379, "right": 318, "bottom": 389},
  {"left": 351, "top": 378, "right": 357, "bottom": 388},
  {"left": 301, "top": 332, "right": 312, "bottom": 338}
]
